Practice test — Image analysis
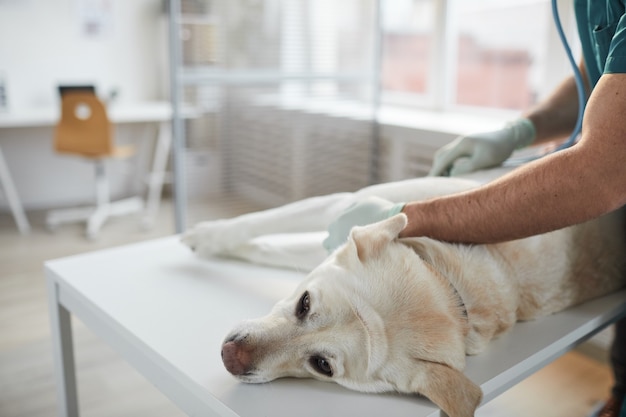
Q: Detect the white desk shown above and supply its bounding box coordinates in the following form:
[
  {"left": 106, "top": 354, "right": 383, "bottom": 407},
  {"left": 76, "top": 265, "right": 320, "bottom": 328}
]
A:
[
  {"left": 0, "top": 102, "right": 190, "bottom": 233},
  {"left": 45, "top": 236, "right": 626, "bottom": 417}
]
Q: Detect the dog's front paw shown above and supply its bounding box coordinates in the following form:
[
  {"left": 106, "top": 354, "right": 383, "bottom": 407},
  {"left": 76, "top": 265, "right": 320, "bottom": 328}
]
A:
[
  {"left": 180, "top": 228, "right": 202, "bottom": 253},
  {"left": 181, "top": 220, "right": 247, "bottom": 258}
]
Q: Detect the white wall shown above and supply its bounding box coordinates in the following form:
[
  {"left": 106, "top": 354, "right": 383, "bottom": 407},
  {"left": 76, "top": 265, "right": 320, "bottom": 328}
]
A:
[
  {"left": 0, "top": 0, "right": 168, "bottom": 211},
  {"left": 0, "top": 0, "right": 167, "bottom": 110}
]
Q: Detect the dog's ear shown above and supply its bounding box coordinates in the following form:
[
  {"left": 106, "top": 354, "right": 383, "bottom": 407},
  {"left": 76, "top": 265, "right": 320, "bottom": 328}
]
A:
[
  {"left": 410, "top": 360, "right": 482, "bottom": 417},
  {"left": 348, "top": 214, "right": 408, "bottom": 262}
]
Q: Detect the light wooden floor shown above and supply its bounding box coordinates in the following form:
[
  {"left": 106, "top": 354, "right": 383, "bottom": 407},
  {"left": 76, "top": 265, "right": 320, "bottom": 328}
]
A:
[{"left": 0, "top": 200, "right": 616, "bottom": 417}]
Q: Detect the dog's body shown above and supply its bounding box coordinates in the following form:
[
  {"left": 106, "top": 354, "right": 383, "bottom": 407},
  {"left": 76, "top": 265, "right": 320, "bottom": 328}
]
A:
[{"left": 182, "top": 174, "right": 626, "bottom": 417}]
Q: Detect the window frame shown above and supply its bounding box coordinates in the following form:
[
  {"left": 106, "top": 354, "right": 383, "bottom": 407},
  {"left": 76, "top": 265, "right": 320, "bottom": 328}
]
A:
[{"left": 379, "top": 0, "right": 581, "bottom": 119}]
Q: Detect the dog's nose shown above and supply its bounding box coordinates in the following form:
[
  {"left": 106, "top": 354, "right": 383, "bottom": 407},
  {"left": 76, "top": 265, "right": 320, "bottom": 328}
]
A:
[{"left": 221, "top": 340, "right": 252, "bottom": 376}]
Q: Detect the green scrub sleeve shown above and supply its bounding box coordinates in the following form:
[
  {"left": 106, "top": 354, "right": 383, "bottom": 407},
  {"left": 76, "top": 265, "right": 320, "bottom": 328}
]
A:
[{"left": 605, "top": 13, "right": 626, "bottom": 74}]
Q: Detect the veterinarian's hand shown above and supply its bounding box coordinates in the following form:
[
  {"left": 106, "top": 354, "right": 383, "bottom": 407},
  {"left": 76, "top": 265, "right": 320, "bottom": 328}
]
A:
[
  {"left": 429, "top": 118, "right": 536, "bottom": 177},
  {"left": 323, "top": 196, "right": 405, "bottom": 252}
]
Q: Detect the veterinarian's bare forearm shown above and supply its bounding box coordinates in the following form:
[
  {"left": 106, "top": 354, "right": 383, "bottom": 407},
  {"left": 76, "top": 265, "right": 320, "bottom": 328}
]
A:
[
  {"left": 401, "top": 74, "right": 626, "bottom": 244},
  {"left": 524, "top": 61, "right": 590, "bottom": 145}
]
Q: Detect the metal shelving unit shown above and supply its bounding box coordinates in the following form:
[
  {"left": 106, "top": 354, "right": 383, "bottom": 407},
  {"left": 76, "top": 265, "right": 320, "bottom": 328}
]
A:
[{"left": 168, "top": 0, "right": 382, "bottom": 232}]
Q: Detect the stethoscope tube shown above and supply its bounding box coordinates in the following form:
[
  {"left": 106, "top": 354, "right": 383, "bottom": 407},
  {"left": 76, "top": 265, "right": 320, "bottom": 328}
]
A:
[
  {"left": 551, "top": 0, "right": 586, "bottom": 151},
  {"left": 507, "top": 0, "right": 586, "bottom": 165}
]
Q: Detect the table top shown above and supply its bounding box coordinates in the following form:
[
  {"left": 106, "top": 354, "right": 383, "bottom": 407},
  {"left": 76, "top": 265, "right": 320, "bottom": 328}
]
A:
[
  {"left": 45, "top": 235, "right": 626, "bottom": 417},
  {"left": 0, "top": 101, "right": 200, "bottom": 128}
]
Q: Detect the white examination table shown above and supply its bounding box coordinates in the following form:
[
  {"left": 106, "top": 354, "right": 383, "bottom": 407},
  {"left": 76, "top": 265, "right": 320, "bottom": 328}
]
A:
[{"left": 46, "top": 233, "right": 626, "bottom": 417}]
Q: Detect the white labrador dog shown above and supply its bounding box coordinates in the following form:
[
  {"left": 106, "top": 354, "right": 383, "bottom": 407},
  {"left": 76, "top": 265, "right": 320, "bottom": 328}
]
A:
[{"left": 182, "top": 173, "right": 626, "bottom": 417}]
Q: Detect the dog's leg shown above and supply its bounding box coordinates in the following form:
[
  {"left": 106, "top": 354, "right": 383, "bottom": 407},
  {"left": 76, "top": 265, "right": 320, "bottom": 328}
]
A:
[
  {"left": 182, "top": 192, "right": 355, "bottom": 258},
  {"left": 227, "top": 232, "right": 328, "bottom": 272},
  {"left": 183, "top": 176, "right": 485, "bottom": 260},
  {"left": 353, "top": 176, "right": 480, "bottom": 203}
]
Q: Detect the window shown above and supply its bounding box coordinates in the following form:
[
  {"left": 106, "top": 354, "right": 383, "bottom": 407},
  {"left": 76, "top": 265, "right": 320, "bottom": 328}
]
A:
[
  {"left": 381, "top": 0, "right": 578, "bottom": 113},
  {"left": 382, "top": 0, "right": 435, "bottom": 97}
]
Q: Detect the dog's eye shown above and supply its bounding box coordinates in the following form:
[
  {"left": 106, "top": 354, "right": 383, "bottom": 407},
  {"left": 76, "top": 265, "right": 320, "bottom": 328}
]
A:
[
  {"left": 310, "top": 356, "right": 333, "bottom": 377},
  {"left": 296, "top": 291, "right": 310, "bottom": 319}
]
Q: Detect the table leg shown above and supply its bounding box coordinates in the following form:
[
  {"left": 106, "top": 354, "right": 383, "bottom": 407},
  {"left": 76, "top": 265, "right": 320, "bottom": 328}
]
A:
[
  {"left": 142, "top": 120, "right": 171, "bottom": 229},
  {"left": 47, "top": 277, "right": 79, "bottom": 417},
  {"left": 0, "top": 146, "right": 30, "bottom": 234}
]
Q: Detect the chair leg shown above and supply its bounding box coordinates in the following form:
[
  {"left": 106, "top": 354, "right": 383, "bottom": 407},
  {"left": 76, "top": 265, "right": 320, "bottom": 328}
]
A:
[
  {"left": 85, "top": 161, "right": 144, "bottom": 239},
  {"left": 47, "top": 207, "right": 95, "bottom": 230},
  {"left": 84, "top": 160, "right": 110, "bottom": 239},
  {"left": 46, "top": 159, "right": 144, "bottom": 238},
  {"left": 85, "top": 208, "right": 106, "bottom": 239},
  {"left": 94, "top": 160, "right": 109, "bottom": 207},
  {"left": 108, "top": 197, "right": 144, "bottom": 216}
]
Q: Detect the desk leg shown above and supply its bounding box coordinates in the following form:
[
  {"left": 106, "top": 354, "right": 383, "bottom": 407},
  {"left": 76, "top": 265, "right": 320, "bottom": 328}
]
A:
[
  {"left": 47, "top": 277, "right": 79, "bottom": 417},
  {"left": 143, "top": 120, "right": 171, "bottom": 229},
  {"left": 0, "top": 146, "right": 30, "bottom": 234}
]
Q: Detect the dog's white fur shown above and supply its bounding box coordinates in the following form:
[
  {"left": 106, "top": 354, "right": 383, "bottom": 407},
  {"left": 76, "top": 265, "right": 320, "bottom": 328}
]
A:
[{"left": 182, "top": 175, "right": 626, "bottom": 417}]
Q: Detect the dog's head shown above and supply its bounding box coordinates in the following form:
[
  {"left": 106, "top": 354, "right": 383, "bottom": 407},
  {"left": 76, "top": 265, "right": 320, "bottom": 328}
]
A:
[{"left": 221, "top": 214, "right": 482, "bottom": 417}]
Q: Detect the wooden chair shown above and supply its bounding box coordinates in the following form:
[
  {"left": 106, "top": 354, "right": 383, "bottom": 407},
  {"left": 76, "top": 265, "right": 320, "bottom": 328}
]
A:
[{"left": 46, "top": 91, "right": 143, "bottom": 239}]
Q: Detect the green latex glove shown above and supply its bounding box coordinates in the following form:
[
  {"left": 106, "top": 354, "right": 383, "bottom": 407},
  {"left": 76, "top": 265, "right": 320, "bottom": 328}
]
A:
[
  {"left": 429, "top": 118, "right": 536, "bottom": 177},
  {"left": 323, "top": 196, "right": 405, "bottom": 252}
]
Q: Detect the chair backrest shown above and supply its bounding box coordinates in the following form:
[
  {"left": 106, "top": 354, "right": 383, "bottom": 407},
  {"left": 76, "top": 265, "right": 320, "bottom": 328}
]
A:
[
  {"left": 54, "top": 92, "right": 113, "bottom": 158},
  {"left": 58, "top": 85, "right": 96, "bottom": 97}
]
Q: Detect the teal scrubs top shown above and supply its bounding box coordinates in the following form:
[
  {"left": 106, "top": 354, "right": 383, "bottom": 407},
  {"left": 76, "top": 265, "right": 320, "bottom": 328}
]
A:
[{"left": 574, "top": 0, "right": 626, "bottom": 88}]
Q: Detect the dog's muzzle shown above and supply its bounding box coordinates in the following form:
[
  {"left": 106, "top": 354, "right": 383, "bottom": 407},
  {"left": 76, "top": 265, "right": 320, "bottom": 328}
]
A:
[{"left": 221, "top": 337, "right": 254, "bottom": 377}]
